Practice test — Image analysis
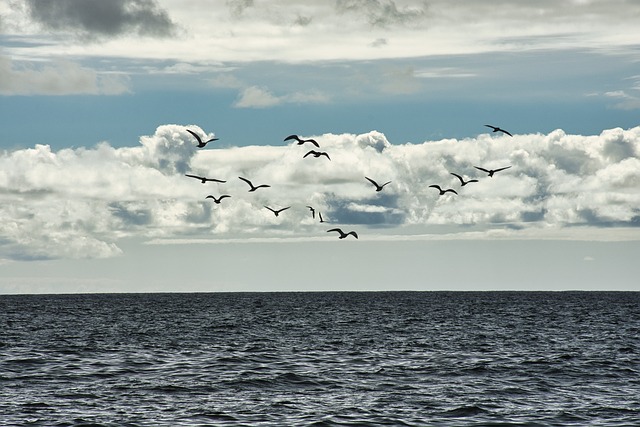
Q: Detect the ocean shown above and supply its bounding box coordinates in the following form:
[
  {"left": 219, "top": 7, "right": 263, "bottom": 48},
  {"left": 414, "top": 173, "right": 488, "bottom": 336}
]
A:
[{"left": 1, "top": 291, "right": 638, "bottom": 426}]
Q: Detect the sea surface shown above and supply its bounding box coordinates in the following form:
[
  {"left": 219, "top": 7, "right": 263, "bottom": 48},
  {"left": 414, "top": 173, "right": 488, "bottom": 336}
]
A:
[{"left": 0, "top": 291, "right": 638, "bottom": 426}]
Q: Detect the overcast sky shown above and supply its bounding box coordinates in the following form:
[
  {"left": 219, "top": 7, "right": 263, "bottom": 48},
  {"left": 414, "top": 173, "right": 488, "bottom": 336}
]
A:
[{"left": 1, "top": 1, "right": 639, "bottom": 293}]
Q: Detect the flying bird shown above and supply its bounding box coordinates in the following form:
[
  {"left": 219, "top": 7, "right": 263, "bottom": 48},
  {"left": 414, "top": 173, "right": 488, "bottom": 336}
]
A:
[
  {"left": 303, "top": 150, "right": 331, "bottom": 160},
  {"left": 306, "top": 206, "right": 316, "bottom": 219},
  {"left": 205, "top": 194, "right": 231, "bottom": 204},
  {"left": 365, "top": 177, "right": 392, "bottom": 192},
  {"left": 450, "top": 173, "right": 479, "bottom": 186},
  {"left": 327, "top": 228, "right": 358, "bottom": 239},
  {"left": 474, "top": 166, "right": 512, "bottom": 177},
  {"left": 187, "top": 129, "right": 219, "bottom": 148},
  {"left": 238, "top": 176, "right": 271, "bottom": 192},
  {"left": 284, "top": 134, "right": 320, "bottom": 148},
  {"left": 429, "top": 185, "right": 458, "bottom": 195},
  {"left": 319, "top": 212, "right": 327, "bottom": 223},
  {"left": 185, "top": 174, "right": 226, "bottom": 184},
  {"left": 484, "top": 125, "right": 513, "bottom": 137},
  {"left": 264, "top": 206, "right": 291, "bottom": 217}
]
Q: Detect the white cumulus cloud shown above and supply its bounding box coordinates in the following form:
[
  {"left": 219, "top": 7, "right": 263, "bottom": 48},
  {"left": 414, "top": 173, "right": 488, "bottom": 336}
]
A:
[{"left": 0, "top": 124, "right": 639, "bottom": 261}]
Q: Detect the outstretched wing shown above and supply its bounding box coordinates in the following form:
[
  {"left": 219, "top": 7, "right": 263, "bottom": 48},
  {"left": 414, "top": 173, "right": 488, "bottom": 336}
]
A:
[
  {"left": 327, "top": 228, "right": 343, "bottom": 234},
  {"left": 321, "top": 152, "right": 331, "bottom": 160},
  {"left": 284, "top": 134, "right": 301, "bottom": 142},
  {"left": 494, "top": 166, "right": 512, "bottom": 173},
  {"left": 303, "top": 150, "right": 316, "bottom": 158},
  {"left": 444, "top": 189, "right": 458, "bottom": 195},
  {"left": 365, "top": 176, "right": 379, "bottom": 187},
  {"left": 307, "top": 138, "right": 320, "bottom": 148},
  {"left": 474, "top": 166, "right": 490, "bottom": 174},
  {"left": 429, "top": 184, "right": 442, "bottom": 191},
  {"left": 238, "top": 176, "right": 252, "bottom": 186},
  {"left": 347, "top": 231, "right": 358, "bottom": 239},
  {"left": 500, "top": 129, "right": 513, "bottom": 137},
  {"left": 484, "top": 124, "right": 498, "bottom": 132},
  {"left": 277, "top": 206, "right": 291, "bottom": 214},
  {"left": 185, "top": 174, "right": 203, "bottom": 180},
  {"left": 186, "top": 129, "right": 203, "bottom": 144},
  {"left": 450, "top": 173, "right": 464, "bottom": 184}
]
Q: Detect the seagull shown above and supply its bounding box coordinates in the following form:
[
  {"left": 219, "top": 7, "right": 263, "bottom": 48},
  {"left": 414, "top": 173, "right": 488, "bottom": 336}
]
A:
[
  {"left": 327, "top": 228, "right": 358, "bottom": 239},
  {"left": 306, "top": 206, "right": 316, "bottom": 219},
  {"left": 450, "top": 173, "right": 479, "bottom": 186},
  {"left": 365, "top": 177, "right": 392, "bottom": 192},
  {"left": 319, "top": 212, "right": 327, "bottom": 223},
  {"left": 303, "top": 150, "right": 331, "bottom": 160},
  {"left": 205, "top": 195, "right": 231, "bottom": 204},
  {"left": 474, "top": 166, "right": 512, "bottom": 177},
  {"left": 186, "top": 174, "right": 226, "bottom": 184},
  {"left": 284, "top": 134, "right": 320, "bottom": 148},
  {"left": 187, "top": 129, "right": 219, "bottom": 148},
  {"left": 429, "top": 185, "right": 458, "bottom": 195},
  {"left": 264, "top": 206, "right": 291, "bottom": 217},
  {"left": 238, "top": 176, "right": 271, "bottom": 192},
  {"left": 484, "top": 125, "right": 513, "bottom": 137}
]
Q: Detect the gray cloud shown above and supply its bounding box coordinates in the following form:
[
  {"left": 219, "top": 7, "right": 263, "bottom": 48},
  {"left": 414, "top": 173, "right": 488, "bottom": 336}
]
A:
[
  {"left": 0, "top": 55, "right": 130, "bottom": 96},
  {"left": 336, "top": 0, "right": 428, "bottom": 27},
  {"left": 227, "top": 0, "right": 254, "bottom": 18},
  {"left": 26, "top": 0, "right": 177, "bottom": 38}
]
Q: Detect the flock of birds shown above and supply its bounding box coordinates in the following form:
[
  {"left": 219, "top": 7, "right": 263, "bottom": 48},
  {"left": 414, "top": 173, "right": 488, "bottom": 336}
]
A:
[{"left": 183, "top": 124, "right": 514, "bottom": 240}]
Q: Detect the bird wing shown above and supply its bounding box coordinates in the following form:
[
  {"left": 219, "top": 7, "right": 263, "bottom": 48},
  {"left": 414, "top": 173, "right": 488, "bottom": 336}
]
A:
[
  {"left": 205, "top": 137, "right": 219, "bottom": 143},
  {"left": 321, "top": 152, "right": 331, "bottom": 160},
  {"left": 278, "top": 207, "right": 291, "bottom": 214},
  {"left": 284, "top": 134, "right": 300, "bottom": 142},
  {"left": 238, "top": 176, "right": 253, "bottom": 186},
  {"left": 319, "top": 212, "right": 324, "bottom": 222},
  {"left": 205, "top": 195, "right": 214, "bottom": 199},
  {"left": 219, "top": 195, "right": 231, "bottom": 200},
  {"left": 474, "top": 166, "right": 490, "bottom": 173},
  {"left": 347, "top": 231, "right": 358, "bottom": 239},
  {"left": 429, "top": 185, "right": 442, "bottom": 191},
  {"left": 303, "top": 150, "right": 316, "bottom": 158},
  {"left": 185, "top": 174, "right": 203, "bottom": 180},
  {"left": 327, "top": 228, "right": 342, "bottom": 234},
  {"left": 501, "top": 129, "right": 513, "bottom": 137},
  {"left": 445, "top": 189, "right": 458, "bottom": 195},
  {"left": 365, "top": 177, "right": 379, "bottom": 187},
  {"left": 494, "top": 166, "right": 512, "bottom": 172},
  {"left": 186, "top": 129, "right": 203, "bottom": 144},
  {"left": 264, "top": 206, "right": 276, "bottom": 213},
  {"left": 450, "top": 173, "right": 464, "bottom": 184},
  {"left": 307, "top": 139, "right": 320, "bottom": 148},
  {"left": 484, "top": 125, "right": 498, "bottom": 131},
  {"left": 381, "top": 181, "right": 391, "bottom": 188},
  {"left": 256, "top": 184, "right": 271, "bottom": 189}
]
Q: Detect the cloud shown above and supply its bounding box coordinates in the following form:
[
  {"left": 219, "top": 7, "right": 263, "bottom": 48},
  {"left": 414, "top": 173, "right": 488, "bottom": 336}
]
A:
[
  {"left": 233, "top": 85, "right": 330, "bottom": 108},
  {"left": 25, "top": 0, "right": 177, "bottom": 38},
  {"left": 0, "top": 124, "right": 639, "bottom": 261},
  {"left": 227, "top": 0, "right": 254, "bottom": 18},
  {"left": 0, "top": 55, "right": 130, "bottom": 95},
  {"left": 336, "top": 0, "right": 428, "bottom": 28}
]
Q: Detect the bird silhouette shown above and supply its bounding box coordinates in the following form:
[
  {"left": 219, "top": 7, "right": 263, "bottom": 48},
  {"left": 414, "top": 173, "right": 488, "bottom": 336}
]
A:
[
  {"left": 306, "top": 205, "right": 316, "bottom": 219},
  {"left": 365, "top": 176, "right": 391, "bottom": 192},
  {"left": 238, "top": 176, "right": 271, "bottom": 192},
  {"left": 205, "top": 194, "right": 231, "bottom": 204},
  {"left": 284, "top": 134, "right": 320, "bottom": 148},
  {"left": 264, "top": 206, "right": 291, "bottom": 217},
  {"left": 484, "top": 125, "right": 513, "bottom": 137},
  {"left": 187, "top": 129, "right": 219, "bottom": 147},
  {"left": 303, "top": 150, "right": 331, "bottom": 160},
  {"left": 474, "top": 166, "right": 512, "bottom": 177},
  {"left": 450, "top": 173, "right": 479, "bottom": 186},
  {"left": 327, "top": 228, "right": 358, "bottom": 239},
  {"left": 429, "top": 185, "right": 458, "bottom": 195},
  {"left": 186, "top": 174, "right": 226, "bottom": 184},
  {"left": 319, "top": 212, "right": 327, "bottom": 223}
]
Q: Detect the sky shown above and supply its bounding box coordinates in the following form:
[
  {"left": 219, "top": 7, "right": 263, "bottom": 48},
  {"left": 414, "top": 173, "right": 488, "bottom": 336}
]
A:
[{"left": 0, "top": 0, "right": 639, "bottom": 293}]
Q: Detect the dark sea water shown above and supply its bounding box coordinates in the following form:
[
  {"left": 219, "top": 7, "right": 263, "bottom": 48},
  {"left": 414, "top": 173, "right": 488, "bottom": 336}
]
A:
[{"left": 1, "top": 292, "right": 639, "bottom": 426}]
